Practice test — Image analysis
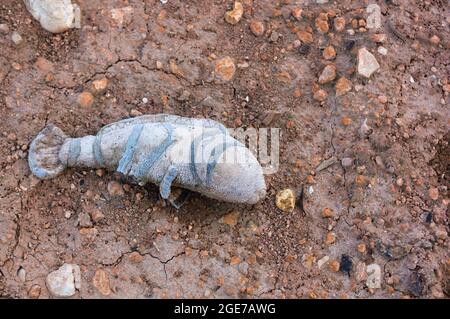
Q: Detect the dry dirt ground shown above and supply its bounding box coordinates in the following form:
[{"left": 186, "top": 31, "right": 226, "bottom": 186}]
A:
[{"left": 0, "top": 0, "right": 449, "bottom": 299}]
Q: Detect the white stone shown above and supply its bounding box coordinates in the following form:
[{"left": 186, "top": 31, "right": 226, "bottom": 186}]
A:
[
  {"left": 366, "top": 4, "right": 382, "bottom": 29},
  {"left": 11, "top": 32, "right": 23, "bottom": 45},
  {"left": 317, "top": 256, "right": 329, "bottom": 269},
  {"left": 358, "top": 47, "right": 380, "bottom": 78},
  {"left": 24, "top": 0, "right": 81, "bottom": 33},
  {"left": 366, "top": 263, "right": 382, "bottom": 289},
  {"left": 46, "top": 263, "right": 81, "bottom": 297},
  {"left": 377, "top": 46, "right": 387, "bottom": 56}
]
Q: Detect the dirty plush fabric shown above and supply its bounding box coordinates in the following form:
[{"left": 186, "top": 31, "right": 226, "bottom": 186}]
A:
[
  {"left": 23, "top": 0, "right": 81, "bottom": 33},
  {"left": 28, "top": 114, "right": 266, "bottom": 204}
]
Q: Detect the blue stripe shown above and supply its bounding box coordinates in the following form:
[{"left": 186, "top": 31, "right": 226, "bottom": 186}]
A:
[
  {"left": 159, "top": 165, "right": 178, "bottom": 199},
  {"left": 67, "top": 138, "right": 81, "bottom": 166},
  {"left": 117, "top": 124, "right": 144, "bottom": 175},
  {"left": 134, "top": 124, "right": 174, "bottom": 181},
  {"left": 189, "top": 130, "right": 221, "bottom": 185},
  {"left": 93, "top": 134, "right": 104, "bottom": 166},
  {"left": 206, "top": 140, "right": 238, "bottom": 183}
]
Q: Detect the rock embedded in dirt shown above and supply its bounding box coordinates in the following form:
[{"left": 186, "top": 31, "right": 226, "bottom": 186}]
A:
[
  {"left": 35, "top": 57, "right": 54, "bottom": 72},
  {"left": 128, "top": 252, "right": 144, "bottom": 264},
  {"left": 90, "top": 209, "right": 105, "bottom": 223},
  {"left": 378, "top": 46, "right": 388, "bottom": 56},
  {"left": 249, "top": 20, "right": 265, "bottom": 37},
  {"left": 291, "top": 8, "right": 302, "bottom": 21},
  {"left": 46, "top": 263, "right": 81, "bottom": 297},
  {"left": 24, "top": 0, "right": 81, "bottom": 33},
  {"left": 341, "top": 157, "right": 353, "bottom": 167},
  {"left": 334, "top": 17, "right": 345, "bottom": 32},
  {"left": 429, "top": 187, "right": 439, "bottom": 201},
  {"left": 366, "top": 4, "right": 381, "bottom": 29},
  {"left": 357, "top": 48, "right": 380, "bottom": 78},
  {"left": 92, "top": 78, "right": 108, "bottom": 93},
  {"left": 325, "top": 232, "right": 336, "bottom": 245},
  {"left": 107, "top": 181, "right": 125, "bottom": 196},
  {"left": 339, "top": 255, "right": 352, "bottom": 275},
  {"left": 215, "top": 56, "right": 236, "bottom": 81},
  {"left": 317, "top": 256, "right": 329, "bottom": 269},
  {"left": 315, "top": 13, "right": 329, "bottom": 33},
  {"left": 78, "top": 212, "right": 92, "bottom": 228},
  {"left": 0, "top": 23, "right": 9, "bottom": 33},
  {"left": 17, "top": 267, "right": 26, "bottom": 282},
  {"left": 429, "top": 35, "right": 440, "bottom": 46},
  {"left": 225, "top": 2, "right": 243, "bottom": 25},
  {"left": 93, "top": 268, "right": 111, "bottom": 296},
  {"left": 297, "top": 30, "right": 314, "bottom": 44},
  {"left": 335, "top": 77, "right": 352, "bottom": 96},
  {"left": 329, "top": 260, "right": 340, "bottom": 272},
  {"left": 322, "top": 207, "right": 334, "bottom": 218},
  {"left": 318, "top": 64, "right": 336, "bottom": 84},
  {"left": 323, "top": 45, "right": 336, "bottom": 60},
  {"left": 275, "top": 189, "right": 296, "bottom": 213},
  {"left": 11, "top": 32, "right": 23, "bottom": 45},
  {"left": 77, "top": 92, "right": 95, "bottom": 108},
  {"left": 313, "top": 89, "right": 328, "bottom": 102},
  {"left": 28, "top": 285, "right": 41, "bottom": 299},
  {"left": 220, "top": 211, "right": 240, "bottom": 227}
]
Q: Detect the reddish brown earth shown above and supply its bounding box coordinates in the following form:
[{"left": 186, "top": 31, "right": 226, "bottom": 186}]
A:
[{"left": 0, "top": 0, "right": 449, "bottom": 298}]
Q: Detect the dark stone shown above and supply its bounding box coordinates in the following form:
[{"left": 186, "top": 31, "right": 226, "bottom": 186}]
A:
[
  {"left": 344, "top": 40, "right": 355, "bottom": 50},
  {"left": 298, "top": 45, "right": 310, "bottom": 55},
  {"left": 339, "top": 254, "right": 353, "bottom": 275},
  {"left": 407, "top": 272, "right": 425, "bottom": 297},
  {"left": 425, "top": 212, "right": 433, "bottom": 223}
]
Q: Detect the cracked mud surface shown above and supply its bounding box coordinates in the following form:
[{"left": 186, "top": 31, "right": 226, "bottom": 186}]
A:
[{"left": 0, "top": 0, "right": 449, "bottom": 298}]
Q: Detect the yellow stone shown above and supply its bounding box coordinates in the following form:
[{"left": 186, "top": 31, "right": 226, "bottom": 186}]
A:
[{"left": 275, "top": 189, "right": 296, "bottom": 212}]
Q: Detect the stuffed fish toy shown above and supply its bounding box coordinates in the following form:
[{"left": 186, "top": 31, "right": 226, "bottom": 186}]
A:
[
  {"left": 24, "top": 0, "right": 81, "bottom": 33},
  {"left": 29, "top": 114, "right": 266, "bottom": 205}
]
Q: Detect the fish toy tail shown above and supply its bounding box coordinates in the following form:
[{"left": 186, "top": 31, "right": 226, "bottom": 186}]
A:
[{"left": 28, "top": 124, "right": 68, "bottom": 179}]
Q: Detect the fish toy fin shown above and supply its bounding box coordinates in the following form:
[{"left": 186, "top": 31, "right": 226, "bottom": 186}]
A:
[
  {"left": 159, "top": 165, "right": 179, "bottom": 199},
  {"left": 28, "top": 124, "right": 68, "bottom": 179}
]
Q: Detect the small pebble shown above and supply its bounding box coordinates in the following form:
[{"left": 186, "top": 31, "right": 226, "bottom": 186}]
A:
[
  {"left": 313, "top": 89, "right": 328, "bottom": 102},
  {"left": 77, "top": 92, "right": 95, "bottom": 108},
  {"left": 11, "top": 31, "right": 23, "bottom": 45},
  {"left": 341, "top": 157, "right": 353, "bottom": 167},
  {"left": 93, "top": 268, "right": 111, "bottom": 296},
  {"left": 107, "top": 181, "right": 125, "bottom": 196},
  {"left": 358, "top": 47, "right": 380, "bottom": 78},
  {"left": 92, "top": 78, "right": 108, "bottom": 93},
  {"left": 28, "top": 285, "right": 41, "bottom": 299},
  {"left": 428, "top": 187, "right": 439, "bottom": 201},
  {"left": 215, "top": 56, "right": 236, "bottom": 81},
  {"left": 275, "top": 189, "right": 296, "bottom": 213},
  {"left": 377, "top": 46, "right": 388, "bottom": 56},
  {"left": 334, "top": 17, "right": 346, "bottom": 32},
  {"left": 0, "top": 23, "right": 9, "bottom": 33},
  {"left": 322, "top": 207, "right": 334, "bottom": 218},
  {"left": 329, "top": 260, "right": 340, "bottom": 272},
  {"left": 318, "top": 64, "right": 336, "bottom": 84},
  {"left": 249, "top": 20, "right": 265, "bottom": 37},
  {"left": 46, "top": 264, "right": 81, "bottom": 297},
  {"left": 325, "top": 232, "right": 336, "bottom": 245},
  {"left": 225, "top": 2, "right": 244, "bottom": 25},
  {"left": 340, "top": 255, "right": 353, "bottom": 275},
  {"left": 323, "top": 45, "right": 336, "bottom": 60},
  {"left": 90, "top": 209, "right": 105, "bottom": 223},
  {"left": 335, "top": 77, "right": 352, "bottom": 96}
]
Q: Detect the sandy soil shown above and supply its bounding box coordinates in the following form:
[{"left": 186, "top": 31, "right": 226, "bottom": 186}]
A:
[{"left": 0, "top": 0, "right": 449, "bottom": 298}]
